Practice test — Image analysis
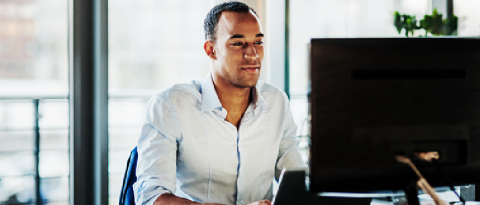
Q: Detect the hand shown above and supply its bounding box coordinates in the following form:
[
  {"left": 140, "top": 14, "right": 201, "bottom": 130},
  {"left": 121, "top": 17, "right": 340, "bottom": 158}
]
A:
[{"left": 246, "top": 200, "right": 272, "bottom": 205}]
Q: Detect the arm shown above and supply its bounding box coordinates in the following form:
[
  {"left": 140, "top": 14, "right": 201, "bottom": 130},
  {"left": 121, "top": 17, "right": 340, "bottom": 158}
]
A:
[
  {"left": 153, "top": 195, "right": 271, "bottom": 205},
  {"left": 153, "top": 193, "right": 226, "bottom": 205},
  {"left": 134, "top": 95, "right": 181, "bottom": 205}
]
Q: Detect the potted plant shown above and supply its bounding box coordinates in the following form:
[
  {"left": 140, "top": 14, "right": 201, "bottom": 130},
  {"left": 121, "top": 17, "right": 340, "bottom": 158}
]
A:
[{"left": 394, "top": 8, "right": 458, "bottom": 37}]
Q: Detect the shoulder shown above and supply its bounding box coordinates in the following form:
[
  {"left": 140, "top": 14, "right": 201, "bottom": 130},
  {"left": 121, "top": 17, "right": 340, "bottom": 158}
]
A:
[
  {"left": 149, "top": 80, "right": 202, "bottom": 106},
  {"left": 256, "top": 80, "right": 289, "bottom": 102}
]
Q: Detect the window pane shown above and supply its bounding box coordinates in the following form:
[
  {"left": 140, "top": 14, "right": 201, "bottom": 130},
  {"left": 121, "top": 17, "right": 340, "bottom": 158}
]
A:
[
  {"left": 0, "top": 0, "right": 69, "bottom": 204},
  {"left": 0, "top": 102, "right": 35, "bottom": 130},
  {"left": 0, "top": 153, "right": 35, "bottom": 177},
  {"left": 0, "top": 176, "right": 35, "bottom": 204},
  {"left": 39, "top": 151, "right": 69, "bottom": 177},
  {"left": 38, "top": 100, "right": 69, "bottom": 130},
  {"left": 41, "top": 177, "right": 69, "bottom": 203},
  {"left": 108, "top": 154, "right": 126, "bottom": 205},
  {"left": 39, "top": 130, "right": 68, "bottom": 151},
  {"left": 455, "top": 0, "right": 480, "bottom": 36},
  {"left": 0, "top": 130, "right": 35, "bottom": 152},
  {"left": 290, "top": 97, "right": 309, "bottom": 163},
  {"left": 0, "top": 0, "right": 68, "bottom": 95}
]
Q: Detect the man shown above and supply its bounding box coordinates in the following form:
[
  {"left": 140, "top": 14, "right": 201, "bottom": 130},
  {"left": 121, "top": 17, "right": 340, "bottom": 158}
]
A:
[{"left": 133, "top": 1, "right": 304, "bottom": 205}]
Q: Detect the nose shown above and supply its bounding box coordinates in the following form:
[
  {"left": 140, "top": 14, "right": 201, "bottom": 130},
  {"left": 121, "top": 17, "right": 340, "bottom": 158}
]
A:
[{"left": 243, "top": 44, "right": 259, "bottom": 61}]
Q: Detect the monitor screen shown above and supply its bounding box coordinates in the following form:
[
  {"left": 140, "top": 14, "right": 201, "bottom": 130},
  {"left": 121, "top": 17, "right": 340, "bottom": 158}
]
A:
[{"left": 308, "top": 38, "right": 480, "bottom": 193}]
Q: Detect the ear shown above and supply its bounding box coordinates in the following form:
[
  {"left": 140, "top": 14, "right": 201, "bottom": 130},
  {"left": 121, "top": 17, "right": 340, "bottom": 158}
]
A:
[{"left": 204, "top": 40, "right": 216, "bottom": 60}]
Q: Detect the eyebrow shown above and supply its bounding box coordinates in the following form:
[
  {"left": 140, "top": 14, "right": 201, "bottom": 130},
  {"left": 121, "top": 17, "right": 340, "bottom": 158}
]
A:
[{"left": 229, "top": 33, "right": 264, "bottom": 39}]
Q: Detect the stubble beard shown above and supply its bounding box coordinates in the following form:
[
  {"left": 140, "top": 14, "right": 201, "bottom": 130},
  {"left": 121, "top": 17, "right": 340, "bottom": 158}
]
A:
[
  {"left": 233, "top": 79, "right": 257, "bottom": 88},
  {"left": 225, "top": 70, "right": 260, "bottom": 88}
]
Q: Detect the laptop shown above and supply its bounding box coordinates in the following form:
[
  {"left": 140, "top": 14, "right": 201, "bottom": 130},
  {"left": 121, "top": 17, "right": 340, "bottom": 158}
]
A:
[{"left": 272, "top": 168, "right": 312, "bottom": 205}]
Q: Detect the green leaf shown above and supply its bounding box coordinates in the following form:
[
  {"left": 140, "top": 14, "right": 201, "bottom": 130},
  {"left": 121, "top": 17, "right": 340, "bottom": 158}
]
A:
[
  {"left": 430, "top": 8, "right": 444, "bottom": 35},
  {"left": 393, "top": 11, "right": 403, "bottom": 34},
  {"left": 444, "top": 15, "right": 458, "bottom": 35}
]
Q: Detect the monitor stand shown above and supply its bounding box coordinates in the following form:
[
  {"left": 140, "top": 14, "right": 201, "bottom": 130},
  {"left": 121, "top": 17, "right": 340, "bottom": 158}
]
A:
[{"left": 404, "top": 184, "right": 420, "bottom": 205}]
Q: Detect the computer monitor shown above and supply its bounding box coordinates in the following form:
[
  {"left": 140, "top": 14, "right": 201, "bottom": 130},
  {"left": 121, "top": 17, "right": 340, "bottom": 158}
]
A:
[{"left": 308, "top": 38, "right": 480, "bottom": 193}]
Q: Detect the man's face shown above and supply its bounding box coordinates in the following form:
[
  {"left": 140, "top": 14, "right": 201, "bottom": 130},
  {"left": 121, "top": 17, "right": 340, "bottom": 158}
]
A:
[{"left": 211, "top": 11, "right": 264, "bottom": 88}]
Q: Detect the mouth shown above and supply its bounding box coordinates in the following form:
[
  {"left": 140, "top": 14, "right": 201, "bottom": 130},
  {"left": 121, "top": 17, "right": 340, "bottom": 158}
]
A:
[{"left": 241, "top": 66, "right": 260, "bottom": 73}]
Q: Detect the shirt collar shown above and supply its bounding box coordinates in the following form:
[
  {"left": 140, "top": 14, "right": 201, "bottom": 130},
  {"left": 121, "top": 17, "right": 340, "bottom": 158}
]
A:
[
  {"left": 251, "top": 83, "right": 268, "bottom": 110},
  {"left": 201, "top": 73, "right": 223, "bottom": 112},
  {"left": 200, "top": 73, "right": 269, "bottom": 112}
]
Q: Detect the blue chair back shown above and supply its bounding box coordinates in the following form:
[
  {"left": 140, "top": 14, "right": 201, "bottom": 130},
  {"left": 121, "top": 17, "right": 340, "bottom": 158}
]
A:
[{"left": 119, "top": 147, "right": 138, "bottom": 205}]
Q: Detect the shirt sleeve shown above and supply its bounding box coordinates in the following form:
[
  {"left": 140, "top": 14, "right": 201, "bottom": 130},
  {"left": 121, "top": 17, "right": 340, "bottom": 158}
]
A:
[
  {"left": 275, "top": 96, "right": 306, "bottom": 181},
  {"left": 133, "top": 95, "right": 179, "bottom": 205}
]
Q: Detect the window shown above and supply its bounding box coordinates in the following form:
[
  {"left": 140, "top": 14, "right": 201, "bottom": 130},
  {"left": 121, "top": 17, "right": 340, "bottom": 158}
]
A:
[{"left": 0, "top": 0, "right": 68, "bottom": 204}]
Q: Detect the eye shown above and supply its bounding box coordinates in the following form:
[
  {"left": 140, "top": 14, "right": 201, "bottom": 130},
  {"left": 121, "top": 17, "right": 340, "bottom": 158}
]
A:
[
  {"left": 232, "top": 42, "right": 244, "bottom": 46},
  {"left": 254, "top": 41, "right": 263, "bottom": 45}
]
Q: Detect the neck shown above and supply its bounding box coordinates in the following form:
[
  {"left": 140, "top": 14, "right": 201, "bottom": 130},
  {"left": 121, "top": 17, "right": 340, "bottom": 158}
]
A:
[
  {"left": 215, "top": 82, "right": 251, "bottom": 113},
  {"left": 212, "top": 76, "right": 253, "bottom": 128}
]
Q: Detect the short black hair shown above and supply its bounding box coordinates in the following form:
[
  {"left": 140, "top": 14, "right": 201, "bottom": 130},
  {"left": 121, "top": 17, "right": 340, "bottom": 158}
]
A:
[{"left": 203, "top": 1, "right": 258, "bottom": 42}]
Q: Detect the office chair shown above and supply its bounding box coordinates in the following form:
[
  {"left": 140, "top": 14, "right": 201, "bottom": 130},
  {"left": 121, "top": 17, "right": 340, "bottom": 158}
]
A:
[{"left": 119, "top": 146, "right": 138, "bottom": 205}]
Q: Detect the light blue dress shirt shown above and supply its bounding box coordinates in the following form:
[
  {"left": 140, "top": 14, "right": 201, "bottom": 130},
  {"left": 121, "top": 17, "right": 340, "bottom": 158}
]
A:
[{"left": 133, "top": 74, "right": 304, "bottom": 205}]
